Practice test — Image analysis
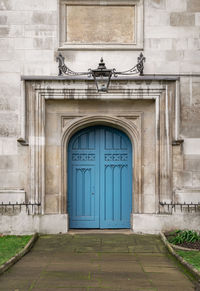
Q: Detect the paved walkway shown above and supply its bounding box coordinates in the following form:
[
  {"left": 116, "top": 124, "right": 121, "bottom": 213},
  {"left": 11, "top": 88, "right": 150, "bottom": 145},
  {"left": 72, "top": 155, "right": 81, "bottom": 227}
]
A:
[{"left": 0, "top": 233, "right": 195, "bottom": 291}]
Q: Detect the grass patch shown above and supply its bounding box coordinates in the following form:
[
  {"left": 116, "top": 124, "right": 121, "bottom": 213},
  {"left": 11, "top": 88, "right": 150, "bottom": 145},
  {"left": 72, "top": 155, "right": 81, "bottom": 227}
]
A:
[
  {"left": 177, "top": 250, "right": 200, "bottom": 271},
  {"left": 0, "top": 235, "right": 32, "bottom": 266}
]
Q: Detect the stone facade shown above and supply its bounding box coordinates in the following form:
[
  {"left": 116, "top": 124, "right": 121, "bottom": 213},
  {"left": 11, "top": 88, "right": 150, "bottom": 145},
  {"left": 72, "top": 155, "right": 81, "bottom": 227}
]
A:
[{"left": 0, "top": 0, "right": 200, "bottom": 234}]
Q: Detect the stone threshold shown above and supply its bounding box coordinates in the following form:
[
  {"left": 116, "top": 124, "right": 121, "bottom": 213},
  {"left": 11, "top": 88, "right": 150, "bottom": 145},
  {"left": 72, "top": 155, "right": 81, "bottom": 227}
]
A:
[{"left": 68, "top": 229, "right": 133, "bottom": 235}]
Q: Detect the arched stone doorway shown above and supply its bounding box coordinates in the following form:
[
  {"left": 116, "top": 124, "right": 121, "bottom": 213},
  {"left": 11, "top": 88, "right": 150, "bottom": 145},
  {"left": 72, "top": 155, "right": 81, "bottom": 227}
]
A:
[
  {"left": 67, "top": 125, "right": 132, "bottom": 228},
  {"left": 22, "top": 79, "right": 176, "bottom": 233},
  {"left": 61, "top": 114, "right": 142, "bottom": 230}
]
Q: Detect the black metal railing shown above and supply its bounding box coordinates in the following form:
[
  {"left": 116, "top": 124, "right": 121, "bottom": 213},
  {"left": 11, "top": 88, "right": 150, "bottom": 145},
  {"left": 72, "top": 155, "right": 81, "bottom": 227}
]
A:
[
  {"left": 159, "top": 201, "right": 200, "bottom": 213},
  {"left": 0, "top": 202, "right": 41, "bottom": 215}
]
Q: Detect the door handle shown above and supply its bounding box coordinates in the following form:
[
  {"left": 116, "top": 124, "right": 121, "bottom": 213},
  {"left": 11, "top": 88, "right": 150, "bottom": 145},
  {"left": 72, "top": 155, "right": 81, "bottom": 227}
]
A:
[{"left": 92, "top": 192, "right": 95, "bottom": 195}]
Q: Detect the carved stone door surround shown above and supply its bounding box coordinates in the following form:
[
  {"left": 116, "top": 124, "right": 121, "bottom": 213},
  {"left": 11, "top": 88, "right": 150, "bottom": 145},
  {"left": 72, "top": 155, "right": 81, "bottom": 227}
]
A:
[{"left": 22, "top": 77, "right": 179, "bottom": 222}]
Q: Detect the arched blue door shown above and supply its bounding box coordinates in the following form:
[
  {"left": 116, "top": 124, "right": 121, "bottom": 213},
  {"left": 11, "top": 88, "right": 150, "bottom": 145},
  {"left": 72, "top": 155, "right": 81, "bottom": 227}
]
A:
[{"left": 68, "top": 126, "right": 132, "bottom": 229}]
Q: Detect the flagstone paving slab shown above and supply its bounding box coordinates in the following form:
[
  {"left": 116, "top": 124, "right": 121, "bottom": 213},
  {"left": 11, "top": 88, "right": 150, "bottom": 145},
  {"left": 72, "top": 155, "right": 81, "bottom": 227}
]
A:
[{"left": 0, "top": 233, "right": 196, "bottom": 290}]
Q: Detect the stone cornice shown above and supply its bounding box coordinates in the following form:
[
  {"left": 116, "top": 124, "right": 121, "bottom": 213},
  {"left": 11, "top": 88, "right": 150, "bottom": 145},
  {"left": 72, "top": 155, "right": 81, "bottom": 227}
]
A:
[{"left": 21, "top": 75, "right": 179, "bottom": 81}]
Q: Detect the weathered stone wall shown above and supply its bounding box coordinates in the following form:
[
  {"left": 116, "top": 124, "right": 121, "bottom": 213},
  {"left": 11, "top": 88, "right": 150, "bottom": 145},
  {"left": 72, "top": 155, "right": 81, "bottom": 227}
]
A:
[
  {"left": 146, "top": 0, "right": 200, "bottom": 206},
  {"left": 0, "top": 0, "right": 57, "bottom": 200},
  {"left": 145, "top": 2, "right": 200, "bottom": 200},
  {"left": 0, "top": 0, "right": 199, "bottom": 217},
  {"left": 145, "top": 0, "right": 200, "bottom": 73}
]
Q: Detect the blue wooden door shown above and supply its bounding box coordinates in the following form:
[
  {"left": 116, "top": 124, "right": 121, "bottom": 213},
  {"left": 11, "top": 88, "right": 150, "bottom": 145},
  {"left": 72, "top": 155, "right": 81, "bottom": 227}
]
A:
[{"left": 68, "top": 126, "right": 132, "bottom": 229}]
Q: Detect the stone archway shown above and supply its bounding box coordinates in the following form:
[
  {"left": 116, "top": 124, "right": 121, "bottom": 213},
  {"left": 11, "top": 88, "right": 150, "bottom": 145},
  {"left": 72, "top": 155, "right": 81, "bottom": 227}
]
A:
[
  {"left": 60, "top": 115, "right": 142, "bottom": 228},
  {"left": 23, "top": 78, "right": 176, "bottom": 233}
]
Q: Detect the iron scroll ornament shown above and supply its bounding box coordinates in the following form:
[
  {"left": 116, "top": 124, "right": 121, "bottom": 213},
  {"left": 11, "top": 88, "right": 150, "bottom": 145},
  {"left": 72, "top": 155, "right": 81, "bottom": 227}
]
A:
[{"left": 56, "top": 52, "right": 145, "bottom": 92}]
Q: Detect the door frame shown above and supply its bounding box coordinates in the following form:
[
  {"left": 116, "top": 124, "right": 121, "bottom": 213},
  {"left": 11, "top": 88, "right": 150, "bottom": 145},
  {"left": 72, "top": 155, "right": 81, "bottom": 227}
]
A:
[
  {"left": 67, "top": 125, "right": 133, "bottom": 229},
  {"left": 61, "top": 114, "right": 142, "bottom": 229}
]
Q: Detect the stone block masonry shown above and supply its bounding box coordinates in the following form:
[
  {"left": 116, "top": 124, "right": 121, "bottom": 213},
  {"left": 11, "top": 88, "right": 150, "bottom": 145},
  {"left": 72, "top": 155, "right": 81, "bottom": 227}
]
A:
[
  {"left": 0, "top": 0, "right": 58, "bottom": 197},
  {"left": 0, "top": 0, "right": 199, "bottom": 233},
  {"left": 170, "top": 13, "right": 195, "bottom": 26}
]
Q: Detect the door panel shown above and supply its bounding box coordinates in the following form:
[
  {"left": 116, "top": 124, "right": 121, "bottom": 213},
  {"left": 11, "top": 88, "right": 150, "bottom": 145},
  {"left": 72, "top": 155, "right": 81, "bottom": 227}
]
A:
[
  {"left": 68, "top": 128, "right": 99, "bottom": 228},
  {"left": 68, "top": 126, "right": 132, "bottom": 229},
  {"left": 69, "top": 165, "right": 99, "bottom": 228},
  {"left": 100, "top": 127, "right": 132, "bottom": 228}
]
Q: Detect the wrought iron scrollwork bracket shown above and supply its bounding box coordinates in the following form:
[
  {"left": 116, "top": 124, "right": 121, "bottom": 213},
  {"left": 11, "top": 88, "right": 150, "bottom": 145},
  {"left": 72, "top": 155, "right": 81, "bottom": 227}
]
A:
[
  {"left": 56, "top": 53, "right": 90, "bottom": 77},
  {"left": 56, "top": 52, "right": 146, "bottom": 77},
  {"left": 113, "top": 53, "right": 146, "bottom": 77}
]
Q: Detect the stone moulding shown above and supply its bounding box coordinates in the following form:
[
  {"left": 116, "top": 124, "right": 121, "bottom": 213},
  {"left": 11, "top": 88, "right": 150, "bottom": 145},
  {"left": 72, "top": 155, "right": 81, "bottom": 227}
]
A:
[
  {"left": 172, "top": 139, "right": 184, "bottom": 146},
  {"left": 59, "top": 0, "right": 144, "bottom": 50},
  {"left": 22, "top": 79, "right": 179, "bottom": 228},
  {"left": 0, "top": 190, "right": 26, "bottom": 204},
  {"left": 21, "top": 76, "right": 179, "bottom": 81},
  {"left": 174, "top": 188, "right": 200, "bottom": 204}
]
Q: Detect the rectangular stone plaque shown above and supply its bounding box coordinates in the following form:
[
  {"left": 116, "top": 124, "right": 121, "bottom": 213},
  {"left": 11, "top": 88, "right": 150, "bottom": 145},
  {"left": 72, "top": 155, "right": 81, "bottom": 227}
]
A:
[{"left": 66, "top": 5, "right": 135, "bottom": 44}]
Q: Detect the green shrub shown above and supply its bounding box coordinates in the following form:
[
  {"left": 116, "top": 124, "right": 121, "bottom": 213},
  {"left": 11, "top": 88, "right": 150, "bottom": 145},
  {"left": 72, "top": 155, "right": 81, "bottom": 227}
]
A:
[{"left": 168, "top": 230, "right": 200, "bottom": 245}]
